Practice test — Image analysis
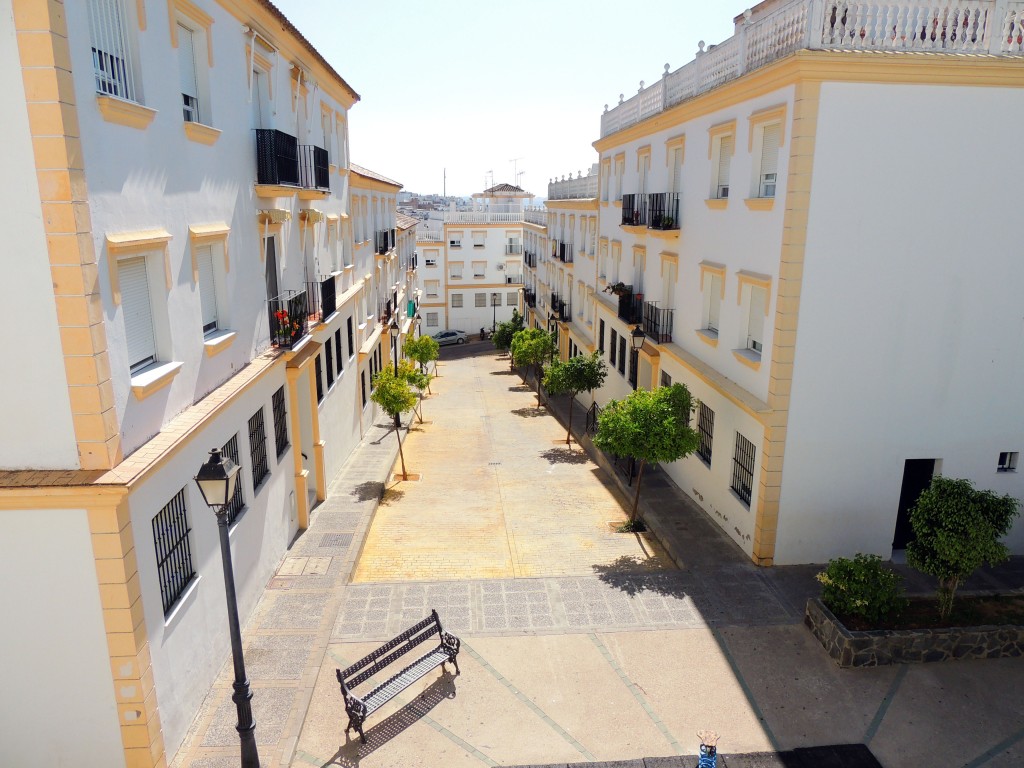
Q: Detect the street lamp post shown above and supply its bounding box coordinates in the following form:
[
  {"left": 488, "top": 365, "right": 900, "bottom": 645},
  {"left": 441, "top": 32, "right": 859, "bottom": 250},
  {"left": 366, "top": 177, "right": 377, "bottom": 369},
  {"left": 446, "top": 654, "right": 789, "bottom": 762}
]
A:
[
  {"left": 194, "top": 449, "right": 260, "bottom": 768},
  {"left": 491, "top": 292, "right": 499, "bottom": 333},
  {"left": 630, "top": 325, "right": 645, "bottom": 391},
  {"left": 389, "top": 316, "right": 402, "bottom": 431}
]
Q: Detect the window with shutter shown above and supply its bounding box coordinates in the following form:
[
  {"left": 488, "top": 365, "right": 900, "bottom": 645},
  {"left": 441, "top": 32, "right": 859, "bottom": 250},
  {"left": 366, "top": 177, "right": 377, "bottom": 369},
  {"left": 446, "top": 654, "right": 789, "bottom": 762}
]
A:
[
  {"left": 746, "top": 286, "right": 766, "bottom": 354},
  {"left": 196, "top": 244, "right": 217, "bottom": 334},
  {"left": 716, "top": 136, "right": 733, "bottom": 199},
  {"left": 707, "top": 274, "right": 722, "bottom": 333},
  {"left": 177, "top": 23, "right": 200, "bottom": 122},
  {"left": 759, "top": 124, "right": 780, "bottom": 198},
  {"left": 120, "top": 256, "right": 157, "bottom": 372}
]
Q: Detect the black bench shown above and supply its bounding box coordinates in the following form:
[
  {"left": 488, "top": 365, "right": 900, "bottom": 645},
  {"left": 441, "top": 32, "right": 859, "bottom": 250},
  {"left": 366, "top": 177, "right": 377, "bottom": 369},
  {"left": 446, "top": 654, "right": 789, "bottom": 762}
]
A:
[{"left": 335, "top": 609, "right": 460, "bottom": 743}]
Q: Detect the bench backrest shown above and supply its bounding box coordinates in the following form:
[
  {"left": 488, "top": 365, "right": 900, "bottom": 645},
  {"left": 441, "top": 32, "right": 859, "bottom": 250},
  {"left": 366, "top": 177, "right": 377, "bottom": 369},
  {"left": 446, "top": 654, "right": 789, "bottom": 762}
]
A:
[{"left": 337, "top": 609, "right": 445, "bottom": 696}]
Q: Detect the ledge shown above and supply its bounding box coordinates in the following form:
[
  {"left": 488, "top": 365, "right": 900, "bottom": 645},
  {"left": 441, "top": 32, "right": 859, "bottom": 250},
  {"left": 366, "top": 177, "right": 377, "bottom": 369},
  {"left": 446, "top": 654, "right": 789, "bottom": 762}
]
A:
[
  {"left": 298, "top": 189, "right": 330, "bottom": 200},
  {"left": 732, "top": 348, "right": 762, "bottom": 371},
  {"left": 805, "top": 597, "right": 1024, "bottom": 668},
  {"left": 704, "top": 198, "right": 728, "bottom": 210},
  {"left": 183, "top": 121, "right": 221, "bottom": 145},
  {"left": 619, "top": 224, "right": 647, "bottom": 235},
  {"left": 695, "top": 328, "right": 719, "bottom": 348},
  {"left": 130, "top": 361, "right": 183, "bottom": 400},
  {"left": 648, "top": 228, "right": 680, "bottom": 240},
  {"left": 254, "top": 184, "right": 298, "bottom": 199},
  {"left": 203, "top": 330, "right": 236, "bottom": 357},
  {"left": 96, "top": 96, "right": 157, "bottom": 130},
  {"left": 744, "top": 197, "right": 775, "bottom": 211}
]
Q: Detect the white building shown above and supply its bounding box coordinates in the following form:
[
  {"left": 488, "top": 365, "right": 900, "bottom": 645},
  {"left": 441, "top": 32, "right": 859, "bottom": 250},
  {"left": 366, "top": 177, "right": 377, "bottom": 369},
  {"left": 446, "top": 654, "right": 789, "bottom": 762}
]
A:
[
  {"left": 0, "top": 1, "right": 416, "bottom": 766},
  {"left": 527, "top": 0, "right": 1024, "bottom": 566}
]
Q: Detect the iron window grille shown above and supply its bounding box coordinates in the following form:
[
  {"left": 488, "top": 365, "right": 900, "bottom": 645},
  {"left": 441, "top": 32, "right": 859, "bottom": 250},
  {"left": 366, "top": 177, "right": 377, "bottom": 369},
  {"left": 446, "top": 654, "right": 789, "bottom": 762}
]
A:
[
  {"left": 152, "top": 488, "right": 194, "bottom": 615},
  {"left": 248, "top": 407, "right": 270, "bottom": 492},
  {"left": 220, "top": 434, "right": 245, "bottom": 524},
  {"left": 335, "top": 330, "right": 344, "bottom": 374},
  {"left": 618, "top": 336, "right": 627, "bottom": 375},
  {"left": 272, "top": 386, "right": 289, "bottom": 458},
  {"left": 697, "top": 403, "right": 714, "bottom": 466},
  {"left": 731, "top": 432, "right": 756, "bottom": 507}
]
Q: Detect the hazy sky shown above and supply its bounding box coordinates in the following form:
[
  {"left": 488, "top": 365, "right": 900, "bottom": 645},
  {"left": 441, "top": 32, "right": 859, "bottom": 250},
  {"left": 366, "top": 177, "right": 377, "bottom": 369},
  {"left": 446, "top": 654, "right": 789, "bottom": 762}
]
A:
[{"left": 273, "top": 1, "right": 736, "bottom": 198}]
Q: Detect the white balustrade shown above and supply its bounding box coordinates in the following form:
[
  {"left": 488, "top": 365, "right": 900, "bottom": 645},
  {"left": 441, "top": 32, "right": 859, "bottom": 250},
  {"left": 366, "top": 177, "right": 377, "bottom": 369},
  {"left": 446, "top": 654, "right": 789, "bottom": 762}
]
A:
[
  {"left": 445, "top": 212, "right": 524, "bottom": 224},
  {"left": 600, "top": 0, "right": 1024, "bottom": 139},
  {"left": 548, "top": 174, "right": 599, "bottom": 200}
]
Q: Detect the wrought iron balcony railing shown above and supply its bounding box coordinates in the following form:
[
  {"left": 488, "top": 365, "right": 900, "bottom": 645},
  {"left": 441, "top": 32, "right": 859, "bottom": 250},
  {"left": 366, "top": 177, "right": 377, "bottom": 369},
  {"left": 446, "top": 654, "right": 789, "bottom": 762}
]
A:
[
  {"left": 554, "top": 241, "right": 574, "bottom": 264},
  {"left": 621, "top": 193, "right": 648, "bottom": 227},
  {"left": 642, "top": 301, "right": 674, "bottom": 344},
  {"left": 255, "top": 129, "right": 299, "bottom": 186},
  {"left": 557, "top": 299, "right": 571, "bottom": 322},
  {"left": 298, "top": 144, "right": 329, "bottom": 190},
  {"left": 505, "top": 243, "right": 523, "bottom": 255},
  {"left": 375, "top": 229, "right": 396, "bottom": 255},
  {"left": 524, "top": 250, "right": 537, "bottom": 269},
  {"left": 647, "top": 192, "right": 680, "bottom": 230},
  {"left": 269, "top": 290, "right": 309, "bottom": 349},
  {"left": 524, "top": 288, "right": 536, "bottom": 308},
  {"left": 617, "top": 287, "right": 644, "bottom": 325},
  {"left": 505, "top": 273, "right": 523, "bottom": 285},
  {"left": 306, "top": 275, "right": 337, "bottom": 323}
]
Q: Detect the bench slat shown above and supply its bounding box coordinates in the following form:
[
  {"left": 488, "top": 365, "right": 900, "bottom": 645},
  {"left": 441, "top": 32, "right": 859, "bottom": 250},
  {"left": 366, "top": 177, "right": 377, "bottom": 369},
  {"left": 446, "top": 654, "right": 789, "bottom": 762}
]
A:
[
  {"left": 346, "top": 625, "right": 439, "bottom": 690},
  {"left": 362, "top": 648, "right": 450, "bottom": 715},
  {"left": 338, "top": 615, "right": 438, "bottom": 682}
]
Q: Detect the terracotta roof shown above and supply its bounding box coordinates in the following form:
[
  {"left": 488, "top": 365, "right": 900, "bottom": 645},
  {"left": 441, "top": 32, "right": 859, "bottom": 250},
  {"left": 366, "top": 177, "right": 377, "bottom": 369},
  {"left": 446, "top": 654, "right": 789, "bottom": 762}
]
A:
[
  {"left": 396, "top": 213, "right": 419, "bottom": 230},
  {"left": 482, "top": 183, "right": 528, "bottom": 194},
  {"left": 350, "top": 164, "right": 403, "bottom": 188},
  {"left": 258, "top": 0, "right": 359, "bottom": 103}
]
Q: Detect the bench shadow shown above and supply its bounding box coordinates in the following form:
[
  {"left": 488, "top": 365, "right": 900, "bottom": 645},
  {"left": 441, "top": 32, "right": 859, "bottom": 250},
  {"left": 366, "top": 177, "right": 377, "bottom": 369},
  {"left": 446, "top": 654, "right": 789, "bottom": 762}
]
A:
[
  {"left": 508, "top": 384, "right": 532, "bottom": 392},
  {"left": 591, "top": 554, "right": 686, "bottom": 598},
  {"left": 510, "top": 406, "right": 546, "bottom": 418},
  {"left": 319, "top": 671, "right": 458, "bottom": 766},
  {"left": 539, "top": 446, "right": 589, "bottom": 465},
  {"left": 350, "top": 481, "right": 385, "bottom": 503}
]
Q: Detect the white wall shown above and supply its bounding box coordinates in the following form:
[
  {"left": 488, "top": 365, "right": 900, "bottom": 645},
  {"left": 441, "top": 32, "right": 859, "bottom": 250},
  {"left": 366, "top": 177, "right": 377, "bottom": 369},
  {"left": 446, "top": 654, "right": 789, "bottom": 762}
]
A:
[
  {"left": 0, "top": 508, "right": 124, "bottom": 767},
  {"left": 778, "top": 81, "right": 1024, "bottom": 564},
  {"left": 0, "top": 1, "right": 79, "bottom": 469},
  {"left": 315, "top": 300, "right": 364, "bottom": 480}
]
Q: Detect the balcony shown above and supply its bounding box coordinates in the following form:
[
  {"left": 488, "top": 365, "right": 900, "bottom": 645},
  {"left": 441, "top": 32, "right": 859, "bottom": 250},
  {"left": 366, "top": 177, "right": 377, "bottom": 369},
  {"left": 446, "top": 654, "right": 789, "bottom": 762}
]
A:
[
  {"left": 524, "top": 250, "right": 537, "bottom": 269},
  {"left": 298, "top": 144, "right": 329, "bottom": 190},
  {"left": 554, "top": 241, "right": 574, "bottom": 264},
  {"left": 378, "top": 298, "right": 394, "bottom": 325},
  {"left": 548, "top": 172, "right": 599, "bottom": 200},
  {"left": 524, "top": 207, "right": 548, "bottom": 226},
  {"left": 505, "top": 243, "right": 523, "bottom": 255},
  {"left": 505, "top": 273, "right": 523, "bottom": 285},
  {"left": 417, "top": 228, "right": 443, "bottom": 242},
  {"left": 269, "top": 290, "right": 309, "bottom": 349},
  {"left": 648, "top": 192, "right": 680, "bottom": 230},
  {"left": 306, "top": 275, "right": 337, "bottom": 322},
  {"left": 621, "top": 194, "right": 647, "bottom": 227},
  {"left": 557, "top": 299, "right": 571, "bottom": 323},
  {"left": 617, "top": 287, "right": 644, "bottom": 325},
  {"left": 445, "top": 204, "right": 523, "bottom": 224},
  {"left": 255, "top": 129, "right": 299, "bottom": 186},
  {"left": 375, "top": 229, "right": 396, "bottom": 255},
  {"left": 642, "top": 301, "right": 674, "bottom": 344},
  {"left": 524, "top": 288, "right": 536, "bottom": 308}
]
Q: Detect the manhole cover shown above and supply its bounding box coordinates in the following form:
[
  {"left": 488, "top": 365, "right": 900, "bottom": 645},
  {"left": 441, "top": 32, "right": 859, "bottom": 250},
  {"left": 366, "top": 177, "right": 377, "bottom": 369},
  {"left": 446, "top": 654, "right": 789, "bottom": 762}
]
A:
[{"left": 320, "top": 533, "right": 352, "bottom": 548}]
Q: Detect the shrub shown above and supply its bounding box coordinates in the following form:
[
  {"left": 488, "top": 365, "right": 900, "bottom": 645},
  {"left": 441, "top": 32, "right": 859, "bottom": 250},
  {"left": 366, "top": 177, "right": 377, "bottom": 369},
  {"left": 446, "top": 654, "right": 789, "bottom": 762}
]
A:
[{"left": 816, "top": 554, "right": 907, "bottom": 623}]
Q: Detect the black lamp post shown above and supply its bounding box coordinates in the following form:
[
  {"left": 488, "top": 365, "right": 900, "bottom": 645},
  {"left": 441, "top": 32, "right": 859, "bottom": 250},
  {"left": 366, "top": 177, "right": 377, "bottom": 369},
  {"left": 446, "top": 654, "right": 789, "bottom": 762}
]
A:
[
  {"left": 194, "top": 449, "right": 260, "bottom": 768},
  {"left": 389, "top": 316, "right": 402, "bottom": 430},
  {"left": 490, "top": 292, "right": 499, "bottom": 333},
  {"left": 630, "top": 325, "right": 645, "bottom": 391}
]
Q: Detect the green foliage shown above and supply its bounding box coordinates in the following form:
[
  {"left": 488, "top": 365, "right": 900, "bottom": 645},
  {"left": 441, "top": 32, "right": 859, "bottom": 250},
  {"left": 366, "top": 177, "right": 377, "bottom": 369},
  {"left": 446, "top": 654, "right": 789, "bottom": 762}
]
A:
[
  {"left": 401, "top": 360, "right": 431, "bottom": 394},
  {"left": 593, "top": 384, "right": 699, "bottom": 466},
  {"left": 492, "top": 309, "right": 525, "bottom": 353},
  {"left": 509, "top": 328, "right": 554, "bottom": 369},
  {"left": 370, "top": 365, "right": 418, "bottom": 419},
  {"left": 404, "top": 334, "right": 440, "bottom": 371},
  {"left": 907, "top": 476, "right": 1020, "bottom": 619},
  {"left": 543, "top": 352, "right": 608, "bottom": 399},
  {"left": 816, "top": 554, "right": 907, "bottom": 623}
]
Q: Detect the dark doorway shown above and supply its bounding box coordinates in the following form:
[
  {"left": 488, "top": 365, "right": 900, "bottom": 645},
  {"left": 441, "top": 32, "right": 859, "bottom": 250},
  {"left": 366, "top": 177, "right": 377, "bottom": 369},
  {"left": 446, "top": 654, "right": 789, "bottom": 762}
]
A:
[
  {"left": 264, "top": 236, "right": 280, "bottom": 339},
  {"left": 893, "top": 459, "right": 935, "bottom": 550}
]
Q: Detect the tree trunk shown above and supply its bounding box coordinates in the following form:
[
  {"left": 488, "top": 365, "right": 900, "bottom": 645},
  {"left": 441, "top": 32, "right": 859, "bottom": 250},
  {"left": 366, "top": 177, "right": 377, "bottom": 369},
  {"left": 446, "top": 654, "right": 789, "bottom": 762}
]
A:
[
  {"left": 395, "top": 423, "right": 408, "bottom": 480},
  {"left": 938, "top": 575, "right": 959, "bottom": 620},
  {"left": 629, "top": 460, "right": 646, "bottom": 523},
  {"left": 534, "top": 364, "right": 542, "bottom": 409},
  {"left": 417, "top": 392, "right": 424, "bottom": 423},
  {"left": 566, "top": 393, "right": 574, "bottom": 446},
  {"left": 422, "top": 363, "right": 432, "bottom": 394}
]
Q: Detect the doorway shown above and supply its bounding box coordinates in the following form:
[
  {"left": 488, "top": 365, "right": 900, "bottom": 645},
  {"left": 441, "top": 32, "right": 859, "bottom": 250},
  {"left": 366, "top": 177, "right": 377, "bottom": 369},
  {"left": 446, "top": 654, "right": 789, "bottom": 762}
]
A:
[
  {"left": 265, "top": 235, "right": 280, "bottom": 338},
  {"left": 893, "top": 458, "right": 936, "bottom": 550}
]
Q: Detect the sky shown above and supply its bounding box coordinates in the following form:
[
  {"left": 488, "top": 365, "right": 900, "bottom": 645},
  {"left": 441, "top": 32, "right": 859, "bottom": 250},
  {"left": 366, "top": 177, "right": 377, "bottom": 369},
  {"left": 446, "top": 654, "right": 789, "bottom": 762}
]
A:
[{"left": 272, "top": 0, "right": 737, "bottom": 198}]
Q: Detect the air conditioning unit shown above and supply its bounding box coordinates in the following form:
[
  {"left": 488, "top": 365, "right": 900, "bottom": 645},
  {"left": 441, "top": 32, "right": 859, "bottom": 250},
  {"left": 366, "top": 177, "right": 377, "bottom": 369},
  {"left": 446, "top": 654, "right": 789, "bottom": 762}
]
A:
[{"left": 496, "top": 264, "right": 504, "bottom": 270}]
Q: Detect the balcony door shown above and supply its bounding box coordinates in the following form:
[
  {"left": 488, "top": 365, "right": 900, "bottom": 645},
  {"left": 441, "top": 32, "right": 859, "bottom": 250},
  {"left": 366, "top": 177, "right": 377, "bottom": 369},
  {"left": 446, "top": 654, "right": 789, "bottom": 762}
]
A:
[
  {"left": 251, "top": 69, "right": 270, "bottom": 129},
  {"left": 265, "top": 235, "right": 280, "bottom": 337}
]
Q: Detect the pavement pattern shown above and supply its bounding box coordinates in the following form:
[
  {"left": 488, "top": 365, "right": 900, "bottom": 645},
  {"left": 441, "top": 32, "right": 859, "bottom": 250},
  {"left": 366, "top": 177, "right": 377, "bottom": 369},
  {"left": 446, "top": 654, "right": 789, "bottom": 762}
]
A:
[{"left": 171, "top": 343, "right": 1024, "bottom": 768}]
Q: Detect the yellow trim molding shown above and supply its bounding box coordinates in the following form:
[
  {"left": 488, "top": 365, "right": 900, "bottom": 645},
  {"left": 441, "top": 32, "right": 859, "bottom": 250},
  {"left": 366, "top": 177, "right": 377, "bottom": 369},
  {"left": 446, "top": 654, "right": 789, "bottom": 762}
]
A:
[
  {"left": 168, "top": 0, "right": 215, "bottom": 66},
  {"left": 203, "top": 331, "right": 236, "bottom": 356},
  {"left": 130, "top": 361, "right": 183, "bottom": 400},
  {"left": 707, "top": 119, "right": 737, "bottom": 158},
  {"left": 255, "top": 184, "right": 297, "bottom": 199},
  {"left": 699, "top": 261, "right": 726, "bottom": 297},
  {"left": 665, "top": 132, "right": 686, "bottom": 162},
  {"left": 696, "top": 329, "right": 719, "bottom": 348},
  {"left": 744, "top": 197, "right": 775, "bottom": 211},
  {"left": 96, "top": 96, "right": 156, "bottom": 130},
  {"left": 183, "top": 121, "right": 221, "bottom": 145},
  {"left": 736, "top": 270, "right": 772, "bottom": 310},
  {"left": 298, "top": 189, "right": 329, "bottom": 200},
  {"left": 732, "top": 349, "right": 762, "bottom": 371},
  {"left": 705, "top": 198, "right": 728, "bottom": 210},
  {"left": 748, "top": 103, "right": 787, "bottom": 151}
]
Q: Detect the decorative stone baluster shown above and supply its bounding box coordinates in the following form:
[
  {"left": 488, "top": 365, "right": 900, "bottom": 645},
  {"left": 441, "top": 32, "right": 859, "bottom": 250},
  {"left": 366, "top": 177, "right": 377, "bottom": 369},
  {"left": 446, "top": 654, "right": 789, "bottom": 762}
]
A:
[{"left": 807, "top": 0, "right": 827, "bottom": 48}]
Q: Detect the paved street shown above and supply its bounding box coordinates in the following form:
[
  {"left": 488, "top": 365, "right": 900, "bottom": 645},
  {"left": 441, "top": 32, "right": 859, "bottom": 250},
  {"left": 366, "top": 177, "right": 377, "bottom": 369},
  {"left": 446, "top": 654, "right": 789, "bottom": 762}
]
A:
[{"left": 172, "top": 344, "right": 1024, "bottom": 768}]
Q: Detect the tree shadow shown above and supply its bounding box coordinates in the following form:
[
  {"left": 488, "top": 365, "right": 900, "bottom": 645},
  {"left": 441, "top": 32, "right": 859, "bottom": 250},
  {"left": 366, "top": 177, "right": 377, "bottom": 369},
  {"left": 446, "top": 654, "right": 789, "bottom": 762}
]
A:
[
  {"left": 508, "top": 385, "right": 531, "bottom": 393},
  {"left": 488, "top": 369, "right": 517, "bottom": 376},
  {"left": 591, "top": 555, "right": 687, "bottom": 598},
  {"left": 380, "top": 487, "right": 405, "bottom": 505},
  {"left": 539, "top": 447, "right": 589, "bottom": 465},
  {"left": 510, "top": 406, "right": 547, "bottom": 418},
  {"left": 351, "top": 481, "right": 385, "bottom": 503},
  {"left": 319, "top": 671, "right": 458, "bottom": 766}
]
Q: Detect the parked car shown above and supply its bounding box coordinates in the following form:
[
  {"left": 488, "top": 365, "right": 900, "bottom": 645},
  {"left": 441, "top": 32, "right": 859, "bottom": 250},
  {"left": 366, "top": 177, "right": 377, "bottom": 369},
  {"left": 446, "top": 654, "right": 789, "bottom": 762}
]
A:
[{"left": 432, "top": 329, "right": 467, "bottom": 346}]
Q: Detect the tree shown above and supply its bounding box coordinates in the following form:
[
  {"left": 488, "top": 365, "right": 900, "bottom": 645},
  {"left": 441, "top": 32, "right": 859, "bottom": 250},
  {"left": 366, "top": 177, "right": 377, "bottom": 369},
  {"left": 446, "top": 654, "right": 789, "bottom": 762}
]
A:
[
  {"left": 906, "top": 476, "right": 1020, "bottom": 620},
  {"left": 593, "top": 384, "right": 700, "bottom": 530},
  {"left": 404, "top": 335, "right": 440, "bottom": 393},
  {"left": 510, "top": 328, "right": 555, "bottom": 407},
  {"left": 370, "top": 366, "right": 418, "bottom": 480},
  {"left": 400, "top": 359, "right": 432, "bottom": 423},
  {"left": 542, "top": 352, "right": 608, "bottom": 446},
  {"left": 492, "top": 309, "right": 525, "bottom": 358}
]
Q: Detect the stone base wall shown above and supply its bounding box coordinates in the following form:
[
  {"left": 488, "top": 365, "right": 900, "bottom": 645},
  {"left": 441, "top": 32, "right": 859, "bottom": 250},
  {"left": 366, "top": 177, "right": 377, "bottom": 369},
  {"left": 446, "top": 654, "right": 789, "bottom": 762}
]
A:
[{"left": 804, "top": 598, "right": 1024, "bottom": 668}]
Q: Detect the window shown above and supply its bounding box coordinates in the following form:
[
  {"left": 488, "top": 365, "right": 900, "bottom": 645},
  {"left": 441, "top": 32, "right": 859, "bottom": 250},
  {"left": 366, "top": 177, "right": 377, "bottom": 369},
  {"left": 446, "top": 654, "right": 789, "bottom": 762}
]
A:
[
  {"left": 702, "top": 271, "right": 723, "bottom": 335},
  {"left": 119, "top": 256, "right": 157, "bottom": 373},
  {"left": 475, "top": 293, "right": 487, "bottom": 308},
  {"left": 360, "top": 371, "right": 367, "bottom": 406},
  {"left": 177, "top": 23, "right": 200, "bottom": 122},
  {"left": 315, "top": 354, "right": 324, "bottom": 402},
  {"left": 248, "top": 407, "right": 269, "bottom": 492},
  {"left": 425, "top": 281, "right": 439, "bottom": 298},
  {"left": 347, "top": 317, "right": 355, "bottom": 357},
  {"left": 472, "top": 231, "right": 485, "bottom": 248},
  {"left": 195, "top": 244, "right": 218, "bottom": 335},
  {"left": 426, "top": 312, "right": 439, "bottom": 327},
  {"left": 451, "top": 294, "right": 463, "bottom": 308},
  {"left": 661, "top": 371, "right": 672, "bottom": 387},
  {"left": 87, "top": 0, "right": 140, "bottom": 102},
  {"left": 599, "top": 319, "right": 605, "bottom": 353},
  {"left": 697, "top": 403, "right": 714, "bottom": 466},
  {"left": 618, "top": 335, "right": 627, "bottom": 375},
  {"left": 449, "top": 234, "right": 462, "bottom": 248},
  {"left": 335, "top": 330, "right": 344, "bottom": 374},
  {"left": 998, "top": 452, "right": 1019, "bottom": 472},
  {"left": 669, "top": 145, "right": 684, "bottom": 194},
  {"left": 272, "top": 386, "right": 289, "bottom": 458},
  {"left": 324, "top": 342, "right": 334, "bottom": 388},
  {"left": 708, "top": 122, "right": 736, "bottom": 200},
  {"left": 507, "top": 292, "right": 517, "bottom": 305},
  {"left": 745, "top": 285, "right": 767, "bottom": 355},
  {"left": 731, "top": 432, "right": 756, "bottom": 507},
  {"left": 758, "top": 124, "right": 781, "bottom": 198},
  {"left": 152, "top": 488, "right": 194, "bottom": 615},
  {"left": 610, "top": 329, "right": 617, "bottom": 364},
  {"left": 614, "top": 155, "right": 624, "bottom": 201},
  {"left": 221, "top": 434, "right": 245, "bottom": 524},
  {"left": 473, "top": 261, "right": 486, "bottom": 278},
  {"left": 449, "top": 263, "right": 463, "bottom": 280}
]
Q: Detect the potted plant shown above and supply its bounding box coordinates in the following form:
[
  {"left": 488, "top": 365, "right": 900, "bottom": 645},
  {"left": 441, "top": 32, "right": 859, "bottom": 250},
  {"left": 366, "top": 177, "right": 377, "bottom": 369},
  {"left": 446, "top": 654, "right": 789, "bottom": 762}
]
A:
[{"left": 603, "top": 282, "right": 631, "bottom": 297}]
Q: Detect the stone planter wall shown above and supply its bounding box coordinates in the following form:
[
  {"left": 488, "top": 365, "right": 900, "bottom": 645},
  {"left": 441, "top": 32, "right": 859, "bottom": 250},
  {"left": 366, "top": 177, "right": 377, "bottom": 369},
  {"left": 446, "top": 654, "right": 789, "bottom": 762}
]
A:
[{"left": 804, "top": 598, "right": 1024, "bottom": 668}]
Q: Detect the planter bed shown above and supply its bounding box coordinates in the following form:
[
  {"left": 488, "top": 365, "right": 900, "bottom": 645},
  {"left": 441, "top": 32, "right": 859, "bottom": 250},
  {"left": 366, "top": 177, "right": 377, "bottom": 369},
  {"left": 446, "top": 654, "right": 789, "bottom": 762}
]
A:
[{"left": 804, "top": 597, "right": 1024, "bottom": 668}]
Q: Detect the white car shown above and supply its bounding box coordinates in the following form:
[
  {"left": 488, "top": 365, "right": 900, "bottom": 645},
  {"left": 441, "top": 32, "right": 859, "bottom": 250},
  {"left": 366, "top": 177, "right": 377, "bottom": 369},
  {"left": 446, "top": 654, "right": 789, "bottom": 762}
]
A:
[{"left": 431, "top": 330, "right": 468, "bottom": 346}]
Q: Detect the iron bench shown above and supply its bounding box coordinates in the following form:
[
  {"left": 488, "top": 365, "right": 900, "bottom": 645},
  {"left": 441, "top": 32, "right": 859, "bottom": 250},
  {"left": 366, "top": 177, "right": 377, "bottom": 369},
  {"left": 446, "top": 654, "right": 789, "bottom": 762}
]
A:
[{"left": 335, "top": 609, "right": 460, "bottom": 743}]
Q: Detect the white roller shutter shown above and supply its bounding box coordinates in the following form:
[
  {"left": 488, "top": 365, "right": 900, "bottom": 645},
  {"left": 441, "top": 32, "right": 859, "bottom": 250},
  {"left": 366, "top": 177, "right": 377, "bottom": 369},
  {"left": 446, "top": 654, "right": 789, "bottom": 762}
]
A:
[
  {"left": 177, "top": 24, "right": 199, "bottom": 121},
  {"left": 759, "top": 124, "right": 780, "bottom": 197},
  {"left": 196, "top": 244, "right": 218, "bottom": 333},
  {"left": 717, "top": 136, "right": 733, "bottom": 197},
  {"left": 120, "top": 256, "right": 156, "bottom": 371},
  {"left": 747, "top": 286, "right": 767, "bottom": 352},
  {"left": 708, "top": 274, "right": 722, "bottom": 332}
]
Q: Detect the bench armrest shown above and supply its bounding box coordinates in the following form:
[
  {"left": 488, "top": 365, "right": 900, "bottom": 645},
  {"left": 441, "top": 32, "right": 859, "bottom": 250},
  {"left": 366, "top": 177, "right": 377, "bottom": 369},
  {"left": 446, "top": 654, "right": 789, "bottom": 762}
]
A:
[{"left": 440, "top": 630, "right": 460, "bottom": 656}]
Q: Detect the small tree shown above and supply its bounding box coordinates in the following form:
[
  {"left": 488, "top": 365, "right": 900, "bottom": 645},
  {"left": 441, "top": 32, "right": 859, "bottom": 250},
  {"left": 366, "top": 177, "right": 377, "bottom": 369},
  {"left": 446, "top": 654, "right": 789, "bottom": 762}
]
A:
[
  {"left": 510, "top": 328, "right": 555, "bottom": 407},
  {"left": 370, "top": 366, "right": 418, "bottom": 480},
  {"left": 543, "top": 352, "right": 608, "bottom": 446},
  {"left": 907, "top": 476, "right": 1020, "bottom": 620},
  {"left": 404, "top": 335, "right": 440, "bottom": 393},
  {"left": 401, "top": 359, "right": 431, "bottom": 423},
  {"left": 493, "top": 309, "right": 525, "bottom": 365},
  {"left": 594, "top": 384, "right": 700, "bottom": 530}
]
